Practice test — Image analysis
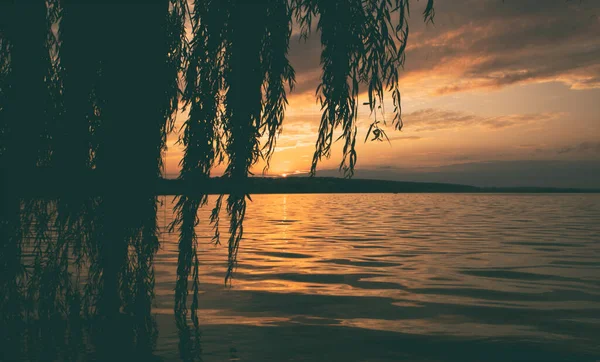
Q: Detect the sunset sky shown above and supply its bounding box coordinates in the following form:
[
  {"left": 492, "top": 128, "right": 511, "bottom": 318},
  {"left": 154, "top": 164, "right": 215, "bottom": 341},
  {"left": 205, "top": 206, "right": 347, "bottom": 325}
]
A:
[{"left": 165, "top": 0, "right": 600, "bottom": 187}]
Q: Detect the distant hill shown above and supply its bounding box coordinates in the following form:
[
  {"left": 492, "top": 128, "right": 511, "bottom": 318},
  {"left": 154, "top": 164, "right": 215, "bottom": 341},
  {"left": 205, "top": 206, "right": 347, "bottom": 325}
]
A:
[
  {"left": 307, "top": 160, "right": 600, "bottom": 189},
  {"left": 158, "top": 177, "right": 479, "bottom": 194},
  {"left": 156, "top": 177, "right": 598, "bottom": 195},
  {"left": 10, "top": 175, "right": 599, "bottom": 197}
]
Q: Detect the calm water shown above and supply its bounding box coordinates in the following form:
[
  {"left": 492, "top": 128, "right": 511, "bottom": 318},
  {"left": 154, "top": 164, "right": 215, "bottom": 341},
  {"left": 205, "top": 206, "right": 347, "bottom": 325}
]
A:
[{"left": 148, "top": 194, "right": 600, "bottom": 361}]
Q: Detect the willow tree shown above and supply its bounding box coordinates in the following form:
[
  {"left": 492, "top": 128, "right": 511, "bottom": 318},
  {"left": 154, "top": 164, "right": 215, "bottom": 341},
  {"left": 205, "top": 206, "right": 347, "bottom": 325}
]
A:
[
  {"left": 170, "top": 3, "right": 434, "bottom": 323},
  {"left": 0, "top": 0, "right": 435, "bottom": 334}
]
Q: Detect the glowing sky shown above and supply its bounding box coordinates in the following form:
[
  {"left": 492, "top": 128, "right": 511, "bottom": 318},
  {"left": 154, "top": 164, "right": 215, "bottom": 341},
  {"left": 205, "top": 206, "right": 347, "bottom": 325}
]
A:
[{"left": 164, "top": 0, "right": 600, "bottom": 184}]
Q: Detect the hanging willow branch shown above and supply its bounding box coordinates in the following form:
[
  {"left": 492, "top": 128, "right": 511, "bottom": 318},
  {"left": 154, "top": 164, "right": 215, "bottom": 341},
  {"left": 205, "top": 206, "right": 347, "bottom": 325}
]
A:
[
  {"left": 222, "top": 1, "right": 269, "bottom": 283},
  {"left": 260, "top": 0, "right": 296, "bottom": 170},
  {"left": 172, "top": 0, "right": 296, "bottom": 284},
  {"left": 0, "top": 1, "right": 434, "bottom": 340},
  {"left": 172, "top": 0, "right": 227, "bottom": 318},
  {"left": 0, "top": 4, "right": 11, "bottom": 161},
  {"left": 293, "top": 0, "right": 435, "bottom": 177}
]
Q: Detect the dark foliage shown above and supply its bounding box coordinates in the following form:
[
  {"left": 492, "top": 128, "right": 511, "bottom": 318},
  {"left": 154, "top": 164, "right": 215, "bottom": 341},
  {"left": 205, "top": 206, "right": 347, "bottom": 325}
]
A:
[{"left": 0, "top": 1, "right": 434, "bottom": 358}]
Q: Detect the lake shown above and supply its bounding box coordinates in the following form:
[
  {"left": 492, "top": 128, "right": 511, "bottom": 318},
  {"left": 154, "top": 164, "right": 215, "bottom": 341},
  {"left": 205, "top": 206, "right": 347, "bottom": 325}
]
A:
[
  {"left": 149, "top": 194, "right": 600, "bottom": 361},
  {"left": 6, "top": 193, "right": 600, "bottom": 361}
]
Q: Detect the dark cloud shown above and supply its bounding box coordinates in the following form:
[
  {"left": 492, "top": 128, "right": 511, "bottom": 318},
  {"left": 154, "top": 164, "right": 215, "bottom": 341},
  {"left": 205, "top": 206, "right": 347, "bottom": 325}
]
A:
[
  {"left": 517, "top": 141, "right": 600, "bottom": 156},
  {"left": 288, "top": 34, "right": 323, "bottom": 94},
  {"left": 402, "top": 108, "right": 558, "bottom": 131},
  {"left": 408, "top": 0, "right": 600, "bottom": 93},
  {"left": 287, "top": 0, "right": 600, "bottom": 96},
  {"left": 557, "top": 141, "right": 600, "bottom": 154}
]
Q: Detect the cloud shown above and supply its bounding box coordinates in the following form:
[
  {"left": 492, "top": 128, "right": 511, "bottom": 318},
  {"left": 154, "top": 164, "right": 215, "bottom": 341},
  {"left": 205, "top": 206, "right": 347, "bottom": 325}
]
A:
[
  {"left": 403, "top": 108, "right": 559, "bottom": 132},
  {"left": 287, "top": 0, "right": 600, "bottom": 97},
  {"left": 516, "top": 144, "right": 542, "bottom": 150},
  {"left": 516, "top": 141, "right": 600, "bottom": 157},
  {"left": 405, "top": 0, "right": 600, "bottom": 94},
  {"left": 557, "top": 141, "right": 600, "bottom": 155},
  {"left": 267, "top": 117, "right": 318, "bottom": 152},
  {"left": 387, "top": 135, "right": 423, "bottom": 141}
]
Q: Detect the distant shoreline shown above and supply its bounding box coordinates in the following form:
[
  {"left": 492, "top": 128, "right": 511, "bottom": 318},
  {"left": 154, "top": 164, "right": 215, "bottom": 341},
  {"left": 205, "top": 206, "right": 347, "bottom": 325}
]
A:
[
  {"left": 158, "top": 177, "right": 600, "bottom": 195},
  {"left": 11, "top": 176, "right": 597, "bottom": 196}
]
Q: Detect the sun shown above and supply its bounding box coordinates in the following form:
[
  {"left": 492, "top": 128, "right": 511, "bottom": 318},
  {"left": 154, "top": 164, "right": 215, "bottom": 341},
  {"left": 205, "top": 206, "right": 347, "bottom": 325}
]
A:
[{"left": 281, "top": 173, "right": 287, "bottom": 178}]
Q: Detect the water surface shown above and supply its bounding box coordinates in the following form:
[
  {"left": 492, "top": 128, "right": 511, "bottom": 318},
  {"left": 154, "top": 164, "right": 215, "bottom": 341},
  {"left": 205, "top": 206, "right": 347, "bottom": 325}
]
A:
[{"left": 150, "top": 194, "right": 600, "bottom": 361}]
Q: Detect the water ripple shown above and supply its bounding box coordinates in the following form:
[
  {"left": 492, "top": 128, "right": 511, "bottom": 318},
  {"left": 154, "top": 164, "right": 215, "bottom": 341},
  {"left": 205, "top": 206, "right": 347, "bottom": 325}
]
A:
[{"left": 154, "top": 193, "right": 600, "bottom": 361}]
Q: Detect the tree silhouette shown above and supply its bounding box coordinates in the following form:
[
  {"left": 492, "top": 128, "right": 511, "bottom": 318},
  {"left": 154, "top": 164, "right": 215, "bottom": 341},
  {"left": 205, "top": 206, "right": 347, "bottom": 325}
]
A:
[
  {"left": 0, "top": 0, "right": 435, "bottom": 333},
  {"left": 172, "top": 0, "right": 434, "bottom": 284}
]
